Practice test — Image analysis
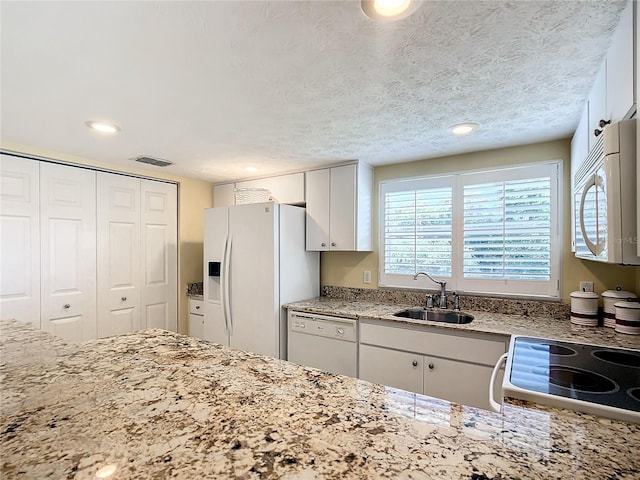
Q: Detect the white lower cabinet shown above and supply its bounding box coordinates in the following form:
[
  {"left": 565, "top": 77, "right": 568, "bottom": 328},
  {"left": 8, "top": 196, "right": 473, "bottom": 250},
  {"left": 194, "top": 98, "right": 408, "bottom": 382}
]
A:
[
  {"left": 359, "top": 319, "right": 507, "bottom": 410},
  {"left": 188, "top": 298, "right": 204, "bottom": 339},
  {"left": 359, "top": 344, "right": 423, "bottom": 393}
]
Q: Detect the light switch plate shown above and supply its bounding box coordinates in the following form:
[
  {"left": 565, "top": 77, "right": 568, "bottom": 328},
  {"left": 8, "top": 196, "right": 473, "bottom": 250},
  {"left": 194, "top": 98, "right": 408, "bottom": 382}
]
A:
[{"left": 363, "top": 270, "right": 372, "bottom": 284}]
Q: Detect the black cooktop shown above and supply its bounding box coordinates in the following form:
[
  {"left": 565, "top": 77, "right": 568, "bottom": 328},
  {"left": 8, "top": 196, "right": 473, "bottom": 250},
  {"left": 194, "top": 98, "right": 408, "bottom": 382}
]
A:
[{"left": 509, "top": 337, "right": 640, "bottom": 413}]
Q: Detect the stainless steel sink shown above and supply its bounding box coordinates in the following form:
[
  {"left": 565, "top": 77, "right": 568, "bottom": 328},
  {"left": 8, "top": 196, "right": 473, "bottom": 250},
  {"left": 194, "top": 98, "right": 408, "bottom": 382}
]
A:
[{"left": 393, "top": 308, "right": 474, "bottom": 324}]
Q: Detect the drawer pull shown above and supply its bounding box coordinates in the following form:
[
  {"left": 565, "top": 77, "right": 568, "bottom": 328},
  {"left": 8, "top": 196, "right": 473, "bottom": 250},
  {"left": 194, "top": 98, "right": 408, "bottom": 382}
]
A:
[
  {"left": 121, "top": 296, "right": 127, "bottom": 302},
  {"left": 64, "top": 304, "right": 70, "bottom": 309},
  {"left": 412, "top": 360, "right": 418, "bottom": 367},
  {"left": 195, "top": 305, "right": 200, "bottom": 310}
]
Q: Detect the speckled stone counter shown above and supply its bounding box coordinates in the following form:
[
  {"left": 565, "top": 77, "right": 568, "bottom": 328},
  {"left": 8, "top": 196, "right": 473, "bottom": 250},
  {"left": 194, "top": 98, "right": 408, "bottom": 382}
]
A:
[
  {"left": 2, "top": 320, "right": 640, "bottom": 479},
  {"left": 285, "top": 297, "right": 640, "bottom": 350}
]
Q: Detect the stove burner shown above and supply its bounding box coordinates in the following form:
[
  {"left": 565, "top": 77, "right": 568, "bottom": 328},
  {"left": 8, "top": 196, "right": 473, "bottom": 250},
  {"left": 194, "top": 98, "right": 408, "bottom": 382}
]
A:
[
  {"left": 545, "top": 366, "right": 617, "bottom": 393},
  {"left": 629, "top": 388, "right": 640, "bottom": 402},
  {"left": 592, "top": 349, "right": 640, "bottom": 368},
  {"left": 530, "top": 343, "right": 577, "bottom": 356}
]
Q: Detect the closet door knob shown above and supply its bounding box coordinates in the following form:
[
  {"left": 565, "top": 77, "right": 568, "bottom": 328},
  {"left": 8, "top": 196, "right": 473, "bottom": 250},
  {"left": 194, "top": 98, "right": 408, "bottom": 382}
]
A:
[{"left": 64, "top": 304, "right": 70, "bottom": 309}]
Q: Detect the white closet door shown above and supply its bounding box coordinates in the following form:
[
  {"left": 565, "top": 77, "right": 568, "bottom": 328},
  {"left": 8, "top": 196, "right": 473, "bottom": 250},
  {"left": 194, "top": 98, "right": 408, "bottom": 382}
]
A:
[
  {"left": 0, "top": 154, "right": 40, "bottom": 325},
  {"left": 40, "top": 162, "right": 96, "bottom": 341},
  {"left": 97, "top": 173, "right": 141, "bottom": 338},
  {"left": 140, "top": 180, "right": 177, "bottom": 331}
]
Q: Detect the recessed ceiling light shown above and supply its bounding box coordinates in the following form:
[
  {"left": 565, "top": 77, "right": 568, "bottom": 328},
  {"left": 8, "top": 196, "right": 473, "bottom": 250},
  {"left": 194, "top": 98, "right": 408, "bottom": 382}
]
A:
[
  {"left": 244, "top": 166, "right": 258, "bottom": 173},
  {"left": 450, "top": 123, "right": 480, "bottom": 136},
  {"left": 374, "top": 0, "right": 411, "bottom": 17},
  {"left": 361, "top": 0, "right": 419, "bottom": 21},
  {"left": 85, "top": 120, "right": 121, "bottom": 134}
]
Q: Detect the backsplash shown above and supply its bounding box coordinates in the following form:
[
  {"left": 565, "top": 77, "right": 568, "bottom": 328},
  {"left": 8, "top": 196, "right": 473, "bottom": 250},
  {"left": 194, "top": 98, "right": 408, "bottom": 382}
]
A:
[
  {"left": 186, "top": 282, "right": 203, "bottom": 296},
  {"left": 321, "top": 286, "right": 570, "bottom": 320}
]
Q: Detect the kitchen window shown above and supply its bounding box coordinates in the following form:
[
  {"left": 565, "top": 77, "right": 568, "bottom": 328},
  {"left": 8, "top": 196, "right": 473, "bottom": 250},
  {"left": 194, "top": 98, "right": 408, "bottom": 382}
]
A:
[{"left": 379, "top": 161, "right": 561, "bottom": 298}]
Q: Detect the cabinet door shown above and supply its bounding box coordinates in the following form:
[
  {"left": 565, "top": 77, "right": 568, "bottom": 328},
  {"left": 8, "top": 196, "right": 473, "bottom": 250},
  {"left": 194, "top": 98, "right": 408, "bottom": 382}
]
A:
[
  {"left": 0, "top": 155, "right": 40, "bottom": 326},
  {"left": 571, "top": 104, "right": 589, "bottom": 181},
  {"left": 140, "top": 180, "right": 177, "bottom": 332},
  {"left": 359, "top": 344, "right": 423, "bottom": 394},
  {"left": 588, "top": 63, "right": 607, "bottom": 151},
  {"left": 305, "top": 168, "right": 330, "bottom": 250},
  {"left": 188, "top": 313, "right": 204, "bottom": 339},
  {"left": 213, "top": 183, "right": 235, "bottom": 207},
  {"left": 424, "top": 356, "right": 504, "bottom": 411},
  {"left": 606, "top": 0, "right": 635, "bottom": 122},
  {"left": 40, "top": 162, "right": 97, "bottom": 341},
  {"left": 329, "top": 164, "right": 357, "bottom": 250},
  {"left": 97, "top": 173, "right": 141, "bottom": 338}
]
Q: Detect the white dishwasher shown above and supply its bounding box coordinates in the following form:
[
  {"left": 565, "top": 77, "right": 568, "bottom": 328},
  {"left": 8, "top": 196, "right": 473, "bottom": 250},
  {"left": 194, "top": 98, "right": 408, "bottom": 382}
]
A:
[{"left": 287, "top": 310, "right": 358, "bottom": 377}]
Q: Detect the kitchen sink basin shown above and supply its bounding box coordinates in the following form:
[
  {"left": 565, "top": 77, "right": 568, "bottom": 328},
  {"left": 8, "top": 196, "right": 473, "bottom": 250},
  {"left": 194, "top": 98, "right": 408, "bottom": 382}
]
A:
[{"left": 393, "top": 308, "right": 474, "bottom": 324}]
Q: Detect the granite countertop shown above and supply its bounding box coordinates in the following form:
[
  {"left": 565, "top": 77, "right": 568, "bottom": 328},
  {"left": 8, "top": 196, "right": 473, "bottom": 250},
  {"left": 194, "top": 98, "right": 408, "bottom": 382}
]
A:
[
  {"left": 2, "top": 319, "right": 640, "bottom": 479},
  {"left": 285, "top": 297, "right": 640, "bottom": 350}
]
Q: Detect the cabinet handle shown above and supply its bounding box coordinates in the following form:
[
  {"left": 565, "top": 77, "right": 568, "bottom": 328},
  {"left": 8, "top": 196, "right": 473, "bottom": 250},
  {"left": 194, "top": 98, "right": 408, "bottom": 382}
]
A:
[
  {"left": 64, "top": 304, "right": 70, "bottom": 309},
  {"left": 121, "top": 296, "right": 127, "bottom": 302},
  {"left": 428, "top": 363, "right": 434, "bottom": 370},
  {"left": 195, "top": 305, "right": 200, "bottom": 310},
  {"left": 331, "top": 242, "right": 336, "bottom": 247},
  {"left": 412, "top": 360, "right": 418, "bottom": 367},
  {"left": 321, "top": 242, "right": 326, "bottom": 247},
  {"left": 599, "top": 119, "right": 611, "bottom": 128},
  {"left": 594, "top": 128, "right": 603, "bottom": 137}
]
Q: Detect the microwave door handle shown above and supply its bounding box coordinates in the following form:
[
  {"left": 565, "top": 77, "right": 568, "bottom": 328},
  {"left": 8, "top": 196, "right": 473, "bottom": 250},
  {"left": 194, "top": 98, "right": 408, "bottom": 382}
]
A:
[{"left": 579, "top": 174, "right": 605, "bottom": 256}]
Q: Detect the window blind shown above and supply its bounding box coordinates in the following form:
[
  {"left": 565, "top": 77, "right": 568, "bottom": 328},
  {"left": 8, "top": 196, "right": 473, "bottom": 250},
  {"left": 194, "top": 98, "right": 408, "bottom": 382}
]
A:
[{"left": 462, "top": 177, "right": 552, "bottom": 281}]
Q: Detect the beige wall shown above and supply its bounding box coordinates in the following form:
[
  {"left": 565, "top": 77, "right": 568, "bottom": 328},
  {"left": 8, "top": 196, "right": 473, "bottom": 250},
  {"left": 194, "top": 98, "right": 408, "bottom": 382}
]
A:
[
  {"left": 321, "top": 139, "right": 639, "bottom": 302},
  {"left": 2, "top": 142, "right": 212, "bottom": 334}
]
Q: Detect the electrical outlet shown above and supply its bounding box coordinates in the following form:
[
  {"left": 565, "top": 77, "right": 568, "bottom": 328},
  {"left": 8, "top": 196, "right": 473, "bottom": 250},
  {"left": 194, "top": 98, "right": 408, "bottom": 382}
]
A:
[
  {"left": 363, "top": 270, "right": 372, "bottom": 284},
  {"left": 579, "top": 281, "right": 594, "bottom": 292}
]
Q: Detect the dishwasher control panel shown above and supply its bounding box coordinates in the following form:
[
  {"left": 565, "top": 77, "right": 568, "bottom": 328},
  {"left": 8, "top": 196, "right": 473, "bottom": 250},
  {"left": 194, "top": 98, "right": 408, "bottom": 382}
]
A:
[{"left": 288, "top": 312, "right": 357, "bottom": 342}]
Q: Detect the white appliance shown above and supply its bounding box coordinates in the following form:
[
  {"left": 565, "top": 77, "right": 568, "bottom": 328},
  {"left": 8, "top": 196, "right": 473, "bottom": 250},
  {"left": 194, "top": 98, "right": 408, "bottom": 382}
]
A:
[
  {"left": 573, "top": 118, "right": 640, "bottom": 264},
  {"left": 287, "top": 310, "right": 358, "bottom": 377},
  {"left": 490, "top": 336, "right": 640, "bottom": 424},
  {"left": 203, "top": 202, "right": 319, "bottom": 359}
]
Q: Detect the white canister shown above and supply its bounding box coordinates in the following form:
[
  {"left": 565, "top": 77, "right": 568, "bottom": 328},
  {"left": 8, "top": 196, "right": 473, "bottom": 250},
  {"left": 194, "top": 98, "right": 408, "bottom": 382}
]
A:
[
  {"left": 602, "top": 289, "right": 638, "bottom": 328},
  {"left": 614, "top": 301, "right": 640, "bottom": 335},
  {"left": 570, "top": 291, "right": 599, "bottom": 326}
]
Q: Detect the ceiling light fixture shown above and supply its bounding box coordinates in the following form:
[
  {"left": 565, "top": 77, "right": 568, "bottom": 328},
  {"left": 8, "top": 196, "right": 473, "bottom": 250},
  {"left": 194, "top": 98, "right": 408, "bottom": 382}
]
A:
[
  {"left": 85, "top": 120, "right": 120, "bottom": 134},
  {"left": 450, "top": 122, "right": 480, "bottom": 136},
  {"left": 244, "top": 166, "right": 258, "bottom": 173},
  {"left": 361, "top": 0, "right": 420, "bottom": 21}
]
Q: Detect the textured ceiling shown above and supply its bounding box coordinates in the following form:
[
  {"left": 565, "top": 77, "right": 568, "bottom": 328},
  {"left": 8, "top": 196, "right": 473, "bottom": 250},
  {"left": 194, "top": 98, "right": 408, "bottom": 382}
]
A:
[{"left": 0, "top": 1, "right": 629, "bottom": 182}]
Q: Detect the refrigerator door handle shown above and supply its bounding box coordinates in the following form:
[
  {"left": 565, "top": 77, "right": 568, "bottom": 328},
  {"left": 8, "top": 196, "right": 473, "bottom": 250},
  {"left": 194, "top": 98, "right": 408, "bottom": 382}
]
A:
[{"left": 223, "top": 235, "right": 233, "bottom": 335}]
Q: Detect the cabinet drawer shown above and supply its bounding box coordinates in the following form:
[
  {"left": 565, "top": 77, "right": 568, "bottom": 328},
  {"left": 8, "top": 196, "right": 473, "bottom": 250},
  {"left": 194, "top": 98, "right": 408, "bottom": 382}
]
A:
[
  {"left": 359, "top": 344, "right": 423, "bottom": 394},
  {"left": 360, "top": 321, "right": 506, "bottom": 366},
  {"left": 189, "top": 298, "right": 204, "bottom": 316}
]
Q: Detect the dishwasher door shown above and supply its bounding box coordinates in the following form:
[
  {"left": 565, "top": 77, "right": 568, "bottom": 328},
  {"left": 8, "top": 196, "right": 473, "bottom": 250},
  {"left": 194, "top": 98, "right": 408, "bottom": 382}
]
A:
[{"left": 287, "top": 311, "right": 357, "bottom": 377}]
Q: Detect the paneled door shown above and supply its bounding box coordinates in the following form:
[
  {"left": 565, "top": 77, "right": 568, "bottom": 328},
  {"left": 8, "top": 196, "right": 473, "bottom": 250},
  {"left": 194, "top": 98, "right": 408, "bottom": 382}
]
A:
[
  {"left": 40, "top": 162, "right": 97, "bottom": 341},
  {"left": 0, "top": 154, "right": 40, "bottom": 325},
  {"left": 140, "top": 180, "right": 177, "bottom": 331},
  {"left": 97, "top": 172, "right": 141, "bottom": 337}
]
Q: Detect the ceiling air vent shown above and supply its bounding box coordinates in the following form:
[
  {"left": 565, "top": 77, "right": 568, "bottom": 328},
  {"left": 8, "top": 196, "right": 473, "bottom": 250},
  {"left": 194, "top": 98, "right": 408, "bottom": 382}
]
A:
[{"left": 133, "top": 156, "right": 173, "bottom": 167}]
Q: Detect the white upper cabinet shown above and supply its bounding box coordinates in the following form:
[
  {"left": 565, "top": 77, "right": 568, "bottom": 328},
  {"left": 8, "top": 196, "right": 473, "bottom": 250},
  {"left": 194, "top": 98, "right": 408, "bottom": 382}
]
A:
[
  {"left": 214, "top": 172, "right": 306, "bottom": 207},
  {"left": 306, "top": 162, "right": 373, "bottom": 251},
  {"left": 572, "top": 1, "right": 635, "bottom": 173},
  {"left": 606, "top": 0, "right": 635, "bottom": 123},
  {"left": 212, "top": 183, "right": 235, "bottom": 207},
  {"left": 236, "top": 172, "right": 304, "bottom": 205}
]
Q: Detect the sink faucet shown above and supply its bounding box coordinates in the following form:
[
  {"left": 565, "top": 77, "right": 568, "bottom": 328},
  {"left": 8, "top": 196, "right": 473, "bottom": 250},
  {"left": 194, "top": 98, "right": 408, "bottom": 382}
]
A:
[{"left": 413, "top": 272, "right": 447, "bottom": 308}]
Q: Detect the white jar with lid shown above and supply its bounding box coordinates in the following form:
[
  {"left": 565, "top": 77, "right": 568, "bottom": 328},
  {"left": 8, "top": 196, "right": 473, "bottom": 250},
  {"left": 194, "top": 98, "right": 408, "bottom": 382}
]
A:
[
  {"left": 614, "top": 301, "right": 640, "bottom": 335},
  {"left": 570, "top": 291, "right": 599, "bottom": 326},
  {"left": 602, "top": 288, "right": 638, "bottom": 327}
]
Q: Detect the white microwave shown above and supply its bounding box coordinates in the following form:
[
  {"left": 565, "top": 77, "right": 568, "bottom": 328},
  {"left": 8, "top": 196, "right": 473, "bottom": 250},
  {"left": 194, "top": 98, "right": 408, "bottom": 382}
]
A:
[{"left": 573, "top": 119, "right": 640, "bottom": 265}]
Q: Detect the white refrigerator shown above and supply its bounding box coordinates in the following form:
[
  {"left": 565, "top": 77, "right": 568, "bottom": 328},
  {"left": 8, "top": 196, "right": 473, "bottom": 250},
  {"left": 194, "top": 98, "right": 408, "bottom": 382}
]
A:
[{"left": 203, "top": 202, "right": 319, "bottom": 359}]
